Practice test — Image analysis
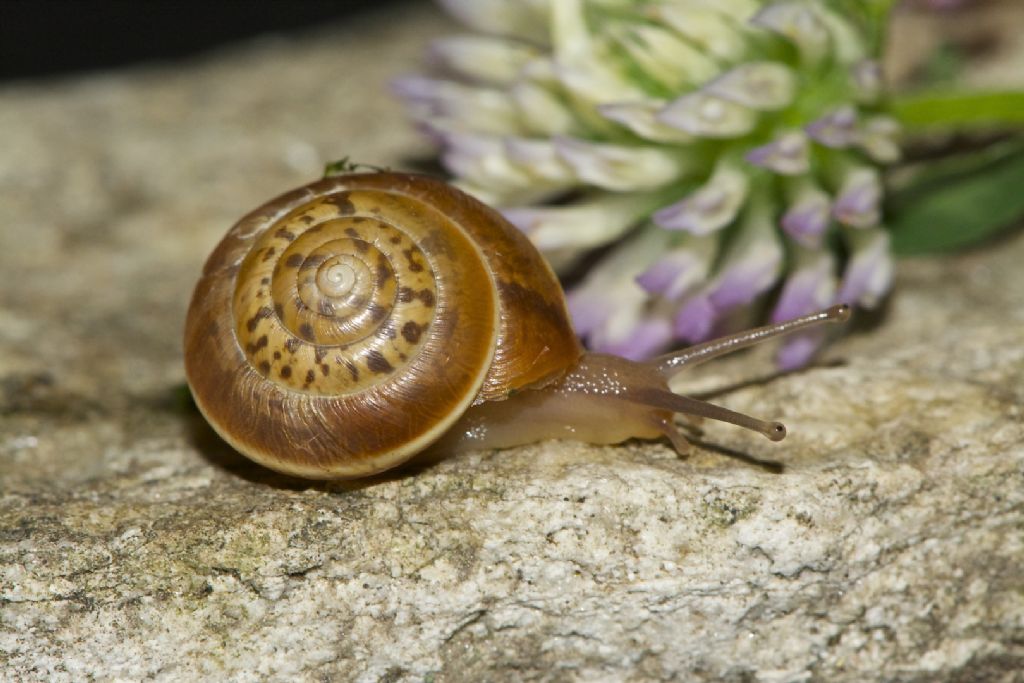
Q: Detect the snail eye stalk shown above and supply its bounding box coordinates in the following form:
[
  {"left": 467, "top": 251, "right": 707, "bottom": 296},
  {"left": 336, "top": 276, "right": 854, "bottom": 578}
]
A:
[{"left": 653, "top": 304, "right": 851, "bottom": 376}]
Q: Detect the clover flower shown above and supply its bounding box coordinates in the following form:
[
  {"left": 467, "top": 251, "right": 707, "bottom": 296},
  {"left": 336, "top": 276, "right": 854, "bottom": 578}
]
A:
[{"left": 396, "top": 0, "right": 900, "bottom": 367}]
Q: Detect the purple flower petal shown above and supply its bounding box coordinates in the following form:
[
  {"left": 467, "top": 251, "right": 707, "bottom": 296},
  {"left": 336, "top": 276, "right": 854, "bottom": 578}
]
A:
[
  {"left": 391, "top": 75, "right": 438, "bottom": 104},
  {"left": 679, "top": 189, "right": 784, "bottom": 324},
  {"left": 781, "top": 192, "right": 831, "bottom": 248},
  {"left": 674, "top": 294, "right": 717, "bottom": 343},
  {"left": 744, "top": 131, "right": 810, "bottom": 175},
  {"left": 805, "top": 105, "right": 858, "bottom": 148},
  {"left": 837, "top": 230, "right": 892, "bottom": 308},
  {"left": 566, "top": 288, "right": 611, "bottom": 337},
  {"left": 771, "top": 254, "right": 836, "bottom": 323},
  {"left": 591, "top": 315, "right": 674, "bottom": 361},
  {"left": 776, "top": 332, "right": 826, "bottom": 371},
  {"left": 833, "top": 167, "right": 881, "bottom": 228},
  {"left": 707, "top": 257, "right": 779, "bottom": 310},
  {"left": 565, "top": 228, "right": 672, "bottom": 342},
  {"left": 636, "top": 253, "right": 691, "bottom": 295},
  {"left": 436, "top": 130, "right": 534, "bottom": 198},
  {"left": 768, "top": 253, "right": 836, "bottom": 369},
  {"left": 391, "top": 76, "right": 518, "bottom": 135},
  {"left": 653, "top": 164, "right": 748, "bottom": 235},
  {"left": 635, "top": 241, "right": 714, "bottom": 300}
]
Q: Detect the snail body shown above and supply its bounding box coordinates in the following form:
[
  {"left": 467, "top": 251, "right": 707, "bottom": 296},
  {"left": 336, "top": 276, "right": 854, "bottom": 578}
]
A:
[{"left": 185, "top": 172, "right": 849, "bottom": 479}]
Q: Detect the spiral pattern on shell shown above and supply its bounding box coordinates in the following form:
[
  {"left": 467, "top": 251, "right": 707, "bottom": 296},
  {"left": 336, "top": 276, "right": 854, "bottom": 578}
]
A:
[{"left": 184, "top": 172, "right": 580, "bottom": 479}]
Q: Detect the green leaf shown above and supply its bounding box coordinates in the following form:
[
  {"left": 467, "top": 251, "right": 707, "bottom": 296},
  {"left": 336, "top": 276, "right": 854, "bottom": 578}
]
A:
[
  {"left": 888, "top": 142, "right": 1024, "bottom": 254},
  {"left": 891, "top": 90, "right": 1024, "bottom": 130}
]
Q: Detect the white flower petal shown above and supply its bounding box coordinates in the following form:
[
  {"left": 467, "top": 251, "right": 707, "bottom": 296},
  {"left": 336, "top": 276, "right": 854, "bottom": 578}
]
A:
[
  {"left": 781, "top": 179, "right": 832, "bottom": 248},
  {"left": 609, "top": 23, "right": 718, "bottom": 90},
  {"left": 567, "top": 227, "right": 670, "bottom": 337},
  {"left": 681, "top": 0, "right": 761, "bottom": 17},
  {"left": 704, "top": 196, "right": 783, "bottom": 311},
  {"left": 805, "top": 105, "right": 859, "bottom": 148},
  {"left": 554, "top": 136, "right": 686, "bottom": 191},
  {"left": 439, "top": 0, "right": 552, "bottom": 43},
  {"left": 658, "top": 92, "right": 758, "bottom": 138},
  {"left": 648, "top": 3, "right": 753, "bottom": 62},
  {"left": 503, "top": 192, "right": 661, "bottom": 253},
  {"left": 851, "top": 60, "right": 883, "bottom": 103},
  {"left": 636, "top": 233, "right": 718, "bottom": 300},
  {"left": 450, "top": 181, "right": 506, "bottom": 208},
  {"left": 775, "top": 332, "right": 824, "bottom": 371},
  {"left": 504, "top": 137, "right": 575, "bottom": 183},
  {"left": 771, "top": 248, "right": 836, "bottom": 369},
  {"left": 838, "top": 228, "right": 893, "bottom": 308},
  {"left": 675, "top": 194, "right": 783, "bottom": 342},
  {"left": 859, "top": 116, "right": 902, "bottom": 164},
  {"left": 598, "top": 101, "right": 695, "bottom": 143},
  {"left": 589, "top": 314, "right": 674, "bottom": 361},
  {"left": 511, "top": 77, "right": 578, "bottom": 136},
  {"left": 653, "top": 160, "right": 749, "bottom": 234},
  {"left": 818, "top": 6, "right": 867, "bottom": 64},
  {"left": 554, "top": 56, "right": 646, "bottom": 105},
  {"left": 832, "top": 166, "right": 882, "bottom": 228},
  {"left": 429, "top": 35, "right": 539, "bottom": 86},
  {"left": 771, "top": 249, "right": 836, "bottom": 322},
  {"left": 703, "top": 62, "right": 797, "bottom": 111},
  {"left": 674, "top": 293, "right": 718, "bottom": 343},
  {"left": 439, "top": 130, "right": 527, "bottom": 184},
  {"left": 751, "top": 2, "right": 830, "bottom": 63},
  {"left": 392, "top": 77, "right": 522, "bottom": 135},
  {"left": 439, "top": 130, "right": 562, "bottom": 204},
  {"left": 552, "top": 0, "right": 592, "bottom": 58},
  {"left": 744, "top": 130, "right": 810, "bottom": 175}
]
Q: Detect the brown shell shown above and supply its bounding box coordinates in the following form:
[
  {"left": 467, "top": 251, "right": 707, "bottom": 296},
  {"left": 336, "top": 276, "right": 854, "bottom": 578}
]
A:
[{"left": 184, "top": 172, "right": 581, "bottom": 479}]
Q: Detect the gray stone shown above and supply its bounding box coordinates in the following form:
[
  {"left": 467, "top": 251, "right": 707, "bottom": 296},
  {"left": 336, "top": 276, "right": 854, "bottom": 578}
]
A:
[{"left": 1, "top": 5, "right": 1023, "bottom": 682}]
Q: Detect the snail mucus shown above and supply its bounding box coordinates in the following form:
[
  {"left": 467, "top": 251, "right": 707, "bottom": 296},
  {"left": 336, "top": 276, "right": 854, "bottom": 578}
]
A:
[{"left": 184, "top": 172, "right": 850, "bottom": 479}]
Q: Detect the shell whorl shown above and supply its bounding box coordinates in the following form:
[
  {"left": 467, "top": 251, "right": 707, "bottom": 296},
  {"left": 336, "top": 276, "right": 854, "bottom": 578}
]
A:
[
  {"left": 233, "top": 191, "right": 444, "bottom": 397},
  {"left": 184, "top": 173, "right": 581, "bottom": 479}
]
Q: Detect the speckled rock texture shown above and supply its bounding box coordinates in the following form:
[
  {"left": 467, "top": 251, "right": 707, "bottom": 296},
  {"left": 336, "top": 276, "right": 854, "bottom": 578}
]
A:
[{"left": 2, "top": 4, "right": 1023, "bottom": 682}]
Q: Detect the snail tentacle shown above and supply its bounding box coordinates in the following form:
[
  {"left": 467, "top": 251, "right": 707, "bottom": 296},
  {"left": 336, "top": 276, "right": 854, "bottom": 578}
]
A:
[{"left": 652, "top": 304, "right": 851, "bottom": 377}]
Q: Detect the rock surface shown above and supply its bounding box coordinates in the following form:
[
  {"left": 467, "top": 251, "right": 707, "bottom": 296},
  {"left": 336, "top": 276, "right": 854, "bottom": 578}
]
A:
[{"left": 1, "top": 5, "right": 1023, "bottom": 682}]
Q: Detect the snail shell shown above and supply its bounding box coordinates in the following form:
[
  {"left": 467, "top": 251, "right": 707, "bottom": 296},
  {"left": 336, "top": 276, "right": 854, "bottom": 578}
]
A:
[{"left": 184, "top": 172, "right": 581, "bottom": 478}]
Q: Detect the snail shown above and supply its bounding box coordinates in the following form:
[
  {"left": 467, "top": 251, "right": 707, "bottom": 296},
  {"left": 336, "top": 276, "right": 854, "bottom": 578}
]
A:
[{"left": 184, "top": 171, "right": 850, "bottom": 479}]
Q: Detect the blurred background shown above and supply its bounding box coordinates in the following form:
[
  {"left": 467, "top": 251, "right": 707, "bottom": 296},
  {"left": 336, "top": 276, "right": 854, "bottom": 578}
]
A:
[
  {"left": 2, "top": 0, "right": 1022, "bottom": 86},
  {"left": 0, "top": 0, "right": 413, "bottom": 81}
]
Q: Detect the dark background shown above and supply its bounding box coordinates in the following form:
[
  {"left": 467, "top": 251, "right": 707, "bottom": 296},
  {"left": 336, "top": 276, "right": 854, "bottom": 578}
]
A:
[{"left": 0, "top": 0, "right": 415, "bottom": 82}]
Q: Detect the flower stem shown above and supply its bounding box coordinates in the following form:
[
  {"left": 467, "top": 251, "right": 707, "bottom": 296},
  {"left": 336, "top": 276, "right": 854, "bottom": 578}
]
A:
[{"left": 891, "top": 90, "right": 1024, "bottom": 130}]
